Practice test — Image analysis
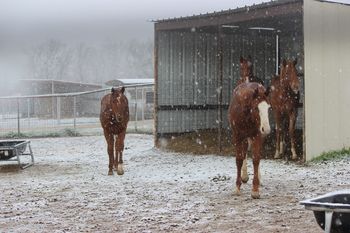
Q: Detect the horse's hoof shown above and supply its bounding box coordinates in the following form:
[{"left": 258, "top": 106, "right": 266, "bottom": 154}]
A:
[
  {"left": 117, "top": 164, "right": 124, "bottom": 175},
  {"left": 251, "top": 191, "right": 260, "bottom": 199},
  {"left": 241, "top": 176, "right": 249, "bottom": 183},
  {"left": 274, "top": 154, "right": 281, "bottom": 159},
  {"left": 108, "top": 171, "right": 113, "bottom": 176},
  {"left": 234, "top": 187, "right": 241, "bottom": 196}
]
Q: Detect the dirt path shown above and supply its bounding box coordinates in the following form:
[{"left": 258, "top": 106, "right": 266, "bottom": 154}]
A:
[{"left": 0, "top": 134, "right": 349, "bottom": 232}]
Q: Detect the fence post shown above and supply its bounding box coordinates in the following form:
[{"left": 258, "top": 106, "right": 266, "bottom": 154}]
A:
[
  {"left": 57, "top": 97, "right": 61, "bottom": 125},
  {"left": 27, "top": 98, "right": 30, "bottom": 127},
  {"left": 134, "top": 87, "right": 138, "bottom": 132},
  {"left": 73, "top": 96, "right": 77, "bottom": 130},
  {"left": 17, "top": 98, "right": 20, "bottom": 136},
  {"left": 141, "top": 87, "right": 145, "bottom": 121}
]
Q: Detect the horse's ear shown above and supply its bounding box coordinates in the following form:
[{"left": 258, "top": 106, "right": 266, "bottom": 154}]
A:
[
  {"left": 247, "top": 60, "right": 252, "bottom": 68},
  {"left": 120, "top": 86, "right": 125, "bottom": 94},
  {"left": 111, "top": 87, "right": 115, "bottom": 93},
  {"left": 240, "top": 56, "right": 244, "bottom": 64},
  {"left": 247, "top": 55, "right": 253, "bottom": 67},
  {"left": 253, "top": 88, "right": 259, "bottom": 99},
  {"left": 293, "top": 58, "right": 298, "bottom": 66},
  {"left": 282, "top": 59, "right": 287, "bottom": 67},
  {"left": 265, "top": 86, "right": 271, "bottom": 97}
]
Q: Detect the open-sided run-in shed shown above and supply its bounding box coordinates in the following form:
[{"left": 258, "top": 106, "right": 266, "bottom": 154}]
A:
[{"left": 154, "top": 0, "right": 350, "bottom": 161}]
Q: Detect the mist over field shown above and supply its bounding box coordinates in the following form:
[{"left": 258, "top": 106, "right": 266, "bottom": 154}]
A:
[
  {"left": 1, "top": 0, "right": 347, "bottom": 96},
  {"left": 0, "top": 0, "right": 277, "bottom": 96}
]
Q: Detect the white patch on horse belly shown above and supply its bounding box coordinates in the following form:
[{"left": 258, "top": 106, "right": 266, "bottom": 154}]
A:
[{"left": 258, "top": 101, "right": 271, "bottom": 136}]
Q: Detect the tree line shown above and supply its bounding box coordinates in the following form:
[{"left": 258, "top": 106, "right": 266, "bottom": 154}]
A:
[{"left": 25, "top": 38, "right": 153, "bottom": 84}]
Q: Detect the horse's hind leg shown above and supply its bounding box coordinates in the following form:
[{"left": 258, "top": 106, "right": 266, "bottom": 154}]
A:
[
  {"left": 234, "top": 139, "right": 245, "bottom": 196},
  {"left": 115, "top": 130, "right": 126, "bottom": 175},
  {"left": 289, "top": 111, "right": 298, "bottom": 160},
  {"left": 104, "top": 131, "right": 114, "bottom": 175},
  {"left": 274, "top": 113, "right": 282, "bottom": 159}
]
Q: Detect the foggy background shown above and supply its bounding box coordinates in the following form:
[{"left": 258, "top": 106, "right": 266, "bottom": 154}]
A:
[{"left": 1, "top": 0, "right": 347, "bottom": 96}]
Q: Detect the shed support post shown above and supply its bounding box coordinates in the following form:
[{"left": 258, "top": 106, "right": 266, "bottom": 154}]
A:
[
  {"left": 217, "top": 25, "right": 224, "bottom": 153},
  {"left": 154, "top": 27, "right": 159, "bottom": 147},
  {"left": 275, "top": 34, "right": 280, "bottom": 75}
]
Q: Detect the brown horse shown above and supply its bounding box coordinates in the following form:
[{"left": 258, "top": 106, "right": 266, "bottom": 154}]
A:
[
  {"left": 237, "top": 56, "right": 264, "bottom": 86},
  {"left": 237, "top": 56, "right": 264, "bottom": 184},
  {"left": 228, "top": 82, "right": 271, "bottom": 199},
  {"left": 100, "top": 87, "right": 129, "bottom": 175},
  {"left": 269, "top": 59, "right": 300, "bottom": 160}
]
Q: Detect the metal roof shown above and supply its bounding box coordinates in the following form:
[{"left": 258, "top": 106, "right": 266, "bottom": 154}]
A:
[{"left": 154, "top": 0, "right": 302, "bottom": 23}]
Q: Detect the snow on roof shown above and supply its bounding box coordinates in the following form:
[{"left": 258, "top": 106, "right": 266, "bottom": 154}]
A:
[
  {"left": 115, "top": 79, "right": 154, "bottom": 85},
  {"left": 317, "top": 0, "right": 350, "bottom": 5},
  {"left": 19, "top": 79, "right": 102, "bottom": 87}
]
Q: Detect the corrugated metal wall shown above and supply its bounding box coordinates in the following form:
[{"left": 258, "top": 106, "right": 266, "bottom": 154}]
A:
[{"left": 157, "top": 28, "right": 303, "bottom": 134}]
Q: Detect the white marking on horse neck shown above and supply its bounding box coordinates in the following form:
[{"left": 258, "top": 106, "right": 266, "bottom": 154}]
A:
[{"left": 258, "top": 101, "right": 271, "bottom": 136}]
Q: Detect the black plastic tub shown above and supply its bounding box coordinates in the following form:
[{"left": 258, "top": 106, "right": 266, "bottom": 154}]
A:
[
  {"left": 0, "top": 140, "right": 27, "bottom": 160},
  {"left": 300, "top": 190, "right": 350, "bottom": 233}
]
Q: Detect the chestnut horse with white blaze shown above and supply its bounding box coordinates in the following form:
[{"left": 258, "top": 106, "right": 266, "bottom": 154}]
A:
[
  {"left": 228, "top": 82, "right": 271, "bottom": 199},
  {"left": 269, "top": 59, "right": 300, "bottom": 160},
  {"left": 100, "top": 87, "right": 129, "bottom": 175},
  {"left": 237, "top": 56, "right": 264, "bottom": 184}
]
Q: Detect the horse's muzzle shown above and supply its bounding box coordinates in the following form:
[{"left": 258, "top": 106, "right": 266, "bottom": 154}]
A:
[{"left": 260, "top": 125, "right": 271, "bottom": 136}]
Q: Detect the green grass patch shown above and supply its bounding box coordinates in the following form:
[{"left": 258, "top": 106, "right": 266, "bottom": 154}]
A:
[
  {"left": 311, "top": 148, "right": 350, "bottom": 163},
  {"left": 0, "top": 128, "right": 82, "bottom": 139}
]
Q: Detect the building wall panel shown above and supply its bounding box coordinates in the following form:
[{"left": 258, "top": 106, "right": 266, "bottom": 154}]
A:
[{"left": 304, "top": 0, "right": 350, "bottom": 160}]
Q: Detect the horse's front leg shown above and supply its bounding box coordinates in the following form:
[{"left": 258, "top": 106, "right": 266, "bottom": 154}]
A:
[
  {"left": 251, "top": 136, "right": 262, "bottom": 199},
  {"left": 289, "top": 111, "right": 298, "bottom": 160},
  {"left": 115, "top": 130, "right": 126, "bottom": 175},
  {"left": 104, "top": 131, "right": 114, "bottom": 175},
  {"left": 241, "top": 139, "right": 249, "bottom": 183}
]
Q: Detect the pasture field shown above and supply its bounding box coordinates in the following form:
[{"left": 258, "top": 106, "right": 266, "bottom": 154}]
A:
[{"left": 0, "top": 134, "right": 349, "bottom": 232}]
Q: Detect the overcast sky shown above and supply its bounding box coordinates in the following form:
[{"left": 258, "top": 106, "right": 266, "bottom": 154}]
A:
[
  {"left": 1, "top": 0, "right": 349, "bottom": 41},
  {"left": 1, "top": 0, "right": 350, "bottom": 40},
  {"left": 0, "top": 0, "right": 270, "bottom": 41}
]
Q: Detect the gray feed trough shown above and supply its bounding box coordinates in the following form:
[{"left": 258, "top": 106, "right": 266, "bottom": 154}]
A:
[
  {"left": 0, "top": 140, "right": 34, "bottom": 169},
  {"left": 300, "top": 190, "right": 350, "bottom": 233}
]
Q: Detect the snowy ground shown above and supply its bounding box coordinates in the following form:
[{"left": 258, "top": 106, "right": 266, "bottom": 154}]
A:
[
  {"left": 0, "top": 118, "right": 154, "bottom": 136},
  {"left": 0, "top": 134, "right": 349, "bottom": 233}
]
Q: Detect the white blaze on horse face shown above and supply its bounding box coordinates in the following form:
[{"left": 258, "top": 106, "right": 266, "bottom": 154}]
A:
[{"left": 258, "top": 101, "right": 271, "bottom": 136}]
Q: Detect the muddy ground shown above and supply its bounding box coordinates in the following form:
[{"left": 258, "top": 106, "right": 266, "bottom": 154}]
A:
[{"left": 0, "top": 134, "right": 349, "bottom": 233}]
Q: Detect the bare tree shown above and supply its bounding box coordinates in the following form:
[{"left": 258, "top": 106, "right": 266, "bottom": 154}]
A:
[{"left": 27, "top": 39, "right": 72, "bottom": 80}]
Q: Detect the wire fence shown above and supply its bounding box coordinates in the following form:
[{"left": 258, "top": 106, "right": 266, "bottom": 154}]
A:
[{"left": 0, "top": 84, "right": 154, "bottom": 138}]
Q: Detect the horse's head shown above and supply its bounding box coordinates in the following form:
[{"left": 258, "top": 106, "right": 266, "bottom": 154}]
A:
[
  {"left": 250, "top": 85, "right": 271, "bottom": 136},
  {"left": 110, "top": 87, "right": 129, "bottom": 123},
  {"left": 240, "top": 56, "right": 253, "bottom": 83},
  {"left": 280, "top": 58, "right": 299, "bottom": 95}
]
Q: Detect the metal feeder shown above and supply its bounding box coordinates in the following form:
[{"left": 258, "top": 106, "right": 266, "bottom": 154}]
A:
[
  {"left": 300, "top": 190, "right": 350, "bottom": 233},
  {"left": 0, "top": 140, "right": 34, "bottom": 169}
]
